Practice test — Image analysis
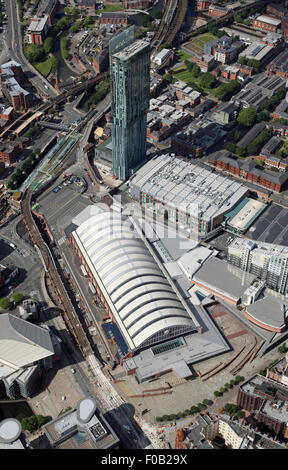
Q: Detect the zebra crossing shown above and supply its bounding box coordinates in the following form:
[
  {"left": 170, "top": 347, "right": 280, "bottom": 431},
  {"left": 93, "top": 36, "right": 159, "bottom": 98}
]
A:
[{"left": 58, "top": 236, "right": 66, "bottom": 246}]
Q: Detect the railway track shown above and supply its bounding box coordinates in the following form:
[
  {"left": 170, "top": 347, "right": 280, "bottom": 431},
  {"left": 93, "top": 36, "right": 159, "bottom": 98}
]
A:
[
  {"left": 152, "top": 0, "right": 179, "bottom": 52},
  {"left": 21, "top": 190, "right": 92, "bottom": 358}
]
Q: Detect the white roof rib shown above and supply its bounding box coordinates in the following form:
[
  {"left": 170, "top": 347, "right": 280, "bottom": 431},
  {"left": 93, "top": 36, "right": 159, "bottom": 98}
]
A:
[{"left": 73, "top": 212, "right": 197, "bottom": 350}]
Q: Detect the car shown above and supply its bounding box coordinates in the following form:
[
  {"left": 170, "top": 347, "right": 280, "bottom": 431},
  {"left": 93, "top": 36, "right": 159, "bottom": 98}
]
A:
[
  {"left": 52, "top": 187, "right": 59, "bottom": 193},
  {"left": 71, "top": 368, "right": 76, "bottom": 374}
]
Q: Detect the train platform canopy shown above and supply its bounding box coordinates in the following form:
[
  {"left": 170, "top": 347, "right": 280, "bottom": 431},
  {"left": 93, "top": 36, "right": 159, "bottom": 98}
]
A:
[{"left": 71, "top": 212, "right": 200, "bottom": 353}]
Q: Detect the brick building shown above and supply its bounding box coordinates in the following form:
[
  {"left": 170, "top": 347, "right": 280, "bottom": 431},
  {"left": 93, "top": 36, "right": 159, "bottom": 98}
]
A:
[
  {"left": 0, "top": 62, "right": 30, "bottom": 111},
  {"left": 28, "top": 15, "right": 49, "bottom": 44},
  {"left": 92, "top": 47, "right": 109, "bottom": 74},
  {"left": 193, "top": 54, "right": 215, "bottom": 72},
  {"left": 37, "top": 0, "right": 59, "bottom": 25},
  {"left": 208, "top": 4, "right": 229, "bottom": 18},
  {"left": 237, "top": 374, "right": 288, "bottom": 437},
  {"left": 123, "top": 0, "right": 149, "bottom": 7},
  {"left": 267, "top": 48, "right": 288, "bottom": 79},
  {"left": 208, "top": 150, "right": 288, "bottom": 192},
  {"left": 197, "top": 0, "right": 212, "bottom": 9},
  {"left": 77, "top": 0, "right": 96, "bottom": 11},
  {"left": 267, "top": 3, "right": 286, "bottom": 19},
  {"left": 100, "top": 12, "right": 129, "bottom": 26},
  {"left": 252, "top": 15, "right": 281, "bottom": 33}
]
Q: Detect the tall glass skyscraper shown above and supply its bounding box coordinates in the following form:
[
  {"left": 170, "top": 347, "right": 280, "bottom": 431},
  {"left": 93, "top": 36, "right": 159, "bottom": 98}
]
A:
[{"left": 109, "top": 26, "right": 150, "bottom": 180}]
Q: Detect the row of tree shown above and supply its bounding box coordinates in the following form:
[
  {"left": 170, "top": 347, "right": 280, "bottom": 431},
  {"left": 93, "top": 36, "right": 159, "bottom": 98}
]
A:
[
  {"left": 155, "top": 399, "right": 213, "bottom": 422},
  {"left": 0, "top": 293, "right": 24, "bottom": 310},
  {"left": 82, "top": 79, "right": 110, "bottom": 112},
  {"left": 213, "top": 80, "right": 241, "bottom": 101},
  {"left": 238, "top": 56, "right": 260, "bottom": 74},
  {"left": 7, "top": 148, "right": 41, "bottom": 190},
  {"left": 213, "top": 376, "right": 244, "bottom": 398}
]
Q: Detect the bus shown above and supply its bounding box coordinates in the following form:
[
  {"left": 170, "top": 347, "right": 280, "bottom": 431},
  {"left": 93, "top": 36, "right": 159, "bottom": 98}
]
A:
[
  {"left": 80, "top": 265, "right": 88, "bottom": 277},
  {"left": 89, "top": 282, "right": 96, "bottom": 295}
]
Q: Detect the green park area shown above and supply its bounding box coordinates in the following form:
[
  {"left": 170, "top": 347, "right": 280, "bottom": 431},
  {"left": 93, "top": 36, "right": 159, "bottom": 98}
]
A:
[
  {"left": 96, "top": 3, "right": 124, "bottom": 13},
  {"left": 184, "top": 32, "right": 217, "bottom": 55},
  {"left": 34, "top": 55, "right": 58, "bottom": 77}
]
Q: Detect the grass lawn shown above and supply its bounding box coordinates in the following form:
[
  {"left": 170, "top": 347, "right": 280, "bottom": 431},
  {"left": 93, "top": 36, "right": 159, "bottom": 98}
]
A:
[
  {"left": 34, "top": 58, "right": 52, "bottom": 77},
  {"left": 200, "top": 33, "right": 217, "bottom": 42},
  {"left": 190, "top": 33, "right": 217, "bottom": 50},
  {"left": 192, "top": 39, "right": 204, "bottom": 47},
  {"left": 96, "top": 4, "right": 124, "bottom": 13},
  {"left": 173, "top": 68, "right": 216, "bottom": 93},
  {"left": 176, "top": 50, "right": 191, "bottom": 62}
]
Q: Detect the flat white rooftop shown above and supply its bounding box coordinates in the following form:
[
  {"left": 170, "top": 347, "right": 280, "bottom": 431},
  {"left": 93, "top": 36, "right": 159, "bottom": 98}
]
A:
[
  {"left": 129, "top": 154, "right": 248, "bottom": 222},
  {"left": 113, "top": 39, "right": 149, "bottom": 60},
  {"left": 255, "top": 15, "right": 281, "bottom": 26}
]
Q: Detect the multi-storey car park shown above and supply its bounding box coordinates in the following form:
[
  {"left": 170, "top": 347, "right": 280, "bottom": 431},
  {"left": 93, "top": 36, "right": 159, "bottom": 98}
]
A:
[{"left": 128, "top": 153, "right": 248, "bottom": 238}]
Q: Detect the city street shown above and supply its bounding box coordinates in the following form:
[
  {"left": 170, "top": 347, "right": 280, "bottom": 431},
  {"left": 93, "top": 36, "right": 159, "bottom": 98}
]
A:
[{"left": 6, "top": 0, "right": 57, "bottom": 98}]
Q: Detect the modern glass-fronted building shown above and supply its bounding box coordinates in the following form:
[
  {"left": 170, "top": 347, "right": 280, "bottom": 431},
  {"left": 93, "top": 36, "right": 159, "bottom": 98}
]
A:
[{"left": 109, "top": 26, "right": 150, "bottom": 180}]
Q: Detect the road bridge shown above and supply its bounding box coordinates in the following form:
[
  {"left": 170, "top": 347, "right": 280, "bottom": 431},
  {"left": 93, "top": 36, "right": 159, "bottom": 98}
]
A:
[{"left": 38, "top": 121, "right": 70, "bottom": 132}]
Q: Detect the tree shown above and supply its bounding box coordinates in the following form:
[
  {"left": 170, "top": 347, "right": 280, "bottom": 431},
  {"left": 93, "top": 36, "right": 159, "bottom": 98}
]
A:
[
  {"left": 199, "top": 72, "right": 217, "bottom": 89},
  {"left": 214, "top": 391, "right": 220, "bottom": 397},
  {"left": 0, "top": 297, "right": 11, "bottom": 310},
  {"left": 213, "top": 80, "right": 241, "bottom": 101},
  {"left": 237, "top": 107, "right": 256, "bottom": 127},
  {"left": 224, "top": 403, "right": 240, "bottom": 416},
  {"left": 24, "top": 44, "right": 45, "bottom": 63},
  {"left": 190, "top": 406, "right": 198, "bottom": 414},
  {"left": 184, "top": 59, "right": 194, "bottom": 73},
  {"left": 191, "top": 63, "right": 200, "bottom": 78},
  {"left": 12, "top": 292, "right": 24, "bottom": 303},
  {"left": 154, "top": 10, "right": 162, "bottom": 19},
  {"left": 279, "top": 342, "right": 288, "bottom": 353},
  {"left": 203, "top": 399, "right": 212, "bottom": 406},
  {"left": 36, "top": 415, "right": 46, "bottom": 427},
  {"left": 43, "top": 36, "right": 54, "bottom": 54},
  {"left": 257, "top": 109, "right": 270, "bottom": 123},
  {"left": 21, "top": 416, "right": 38, "bottom": 432},
  {"left": 163, "top": 73, "right": 173, "bottom": 83},
  {"left": 50, "top": 55, "right": 58, "bottom": 74}
]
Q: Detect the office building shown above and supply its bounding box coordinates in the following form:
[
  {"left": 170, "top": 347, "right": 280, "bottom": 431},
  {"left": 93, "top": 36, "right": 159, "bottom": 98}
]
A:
[
  {"left": 109, "top": 26, "right": 150, "bottom": 180},
  {"left": 43, "top": 396, "right": 119, "bottom": 449},
  {"left": 0, "top": 314, "right": 55, "bottom": 398},
  {"left": 28, "top": 15, "right": 49, "bottom": 44}
]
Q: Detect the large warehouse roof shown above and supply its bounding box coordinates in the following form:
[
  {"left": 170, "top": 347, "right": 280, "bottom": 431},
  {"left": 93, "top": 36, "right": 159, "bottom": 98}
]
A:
[
  {"left": 72, "top": 212, "right": 199, "bottom": 351},
  {"left": 0, "top": 314, "right": 54, "bottom": 369},
  {"left": 129, "top": 154, "right": 248, "bottom": 222}
]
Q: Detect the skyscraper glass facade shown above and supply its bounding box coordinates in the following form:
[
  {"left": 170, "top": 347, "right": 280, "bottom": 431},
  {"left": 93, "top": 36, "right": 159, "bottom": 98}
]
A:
[{"left": 109, "top": 26, "right": 150, "bottom": 180}]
